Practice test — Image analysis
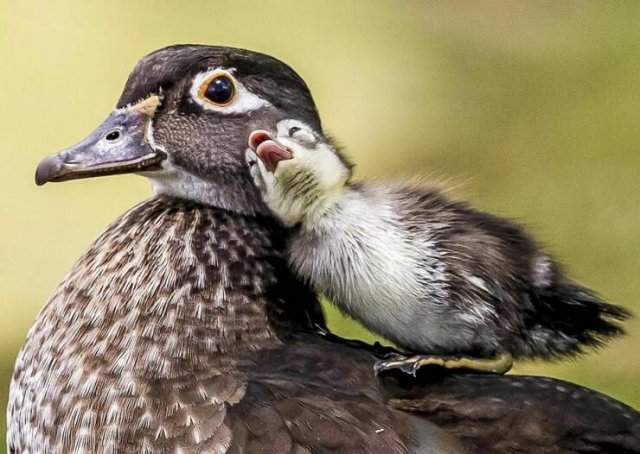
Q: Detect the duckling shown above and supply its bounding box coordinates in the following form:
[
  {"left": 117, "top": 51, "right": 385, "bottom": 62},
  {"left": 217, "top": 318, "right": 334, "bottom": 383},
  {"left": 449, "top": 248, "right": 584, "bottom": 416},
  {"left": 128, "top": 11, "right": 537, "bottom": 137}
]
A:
[{"left": 246, "top": 119, "right": 630, "bottom": 375}]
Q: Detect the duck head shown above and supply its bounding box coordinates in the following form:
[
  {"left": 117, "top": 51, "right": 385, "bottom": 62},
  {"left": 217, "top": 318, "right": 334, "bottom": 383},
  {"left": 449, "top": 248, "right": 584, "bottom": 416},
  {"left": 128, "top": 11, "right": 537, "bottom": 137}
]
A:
[{"left": 35, "top": 45, "right": 322, "bottom": 215}]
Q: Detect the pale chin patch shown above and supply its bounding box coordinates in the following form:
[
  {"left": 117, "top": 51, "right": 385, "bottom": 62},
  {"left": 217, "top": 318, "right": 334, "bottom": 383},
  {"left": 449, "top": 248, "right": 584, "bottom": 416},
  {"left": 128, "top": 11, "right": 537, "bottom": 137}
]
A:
[
  {"left": 147, "top": 164, "right": 213, "bottom": 204},
  {"left": 144, "top": 158, "right": 265, "bottom": 216}
]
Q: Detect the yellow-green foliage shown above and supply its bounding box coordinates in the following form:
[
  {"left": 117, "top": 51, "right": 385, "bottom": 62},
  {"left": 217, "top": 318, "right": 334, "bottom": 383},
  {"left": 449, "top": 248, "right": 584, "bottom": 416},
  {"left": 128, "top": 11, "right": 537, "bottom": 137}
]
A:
[{"left": 1, "top": 2, "right": 639, "bottom": 450}]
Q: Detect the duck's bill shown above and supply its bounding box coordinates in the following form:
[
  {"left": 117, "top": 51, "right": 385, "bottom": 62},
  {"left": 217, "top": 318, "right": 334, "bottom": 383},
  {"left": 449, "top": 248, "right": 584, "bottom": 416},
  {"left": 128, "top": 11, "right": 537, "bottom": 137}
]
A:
[
  {"left": 248, "top": 129, "right": 293, "bottom": 172},
  {"left": 35, "top": 97, "right": 166, "bottom": 186}
]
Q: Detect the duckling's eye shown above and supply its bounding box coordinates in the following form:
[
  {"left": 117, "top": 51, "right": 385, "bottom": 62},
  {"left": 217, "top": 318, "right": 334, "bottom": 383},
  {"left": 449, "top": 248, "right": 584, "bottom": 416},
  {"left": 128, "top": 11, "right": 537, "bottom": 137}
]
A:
[
  {"left": 288, "top": 126, "right": 301, "bottom": 137},
  {"left": 285, "top": 124, "right": 316, "bottom": 145},
  {"left": 289, "top": 126, "right": 300, "bottom": 137},
  {"left": 200, "top": 74, "right": 235, "bottom": 105}
]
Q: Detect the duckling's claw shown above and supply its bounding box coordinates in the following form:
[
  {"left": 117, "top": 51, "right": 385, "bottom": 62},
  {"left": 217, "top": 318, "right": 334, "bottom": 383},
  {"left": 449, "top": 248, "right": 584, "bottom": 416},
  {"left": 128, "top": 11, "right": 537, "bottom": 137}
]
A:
[{"left": 374, "top": 352, "right": 514, "bottom": 376}]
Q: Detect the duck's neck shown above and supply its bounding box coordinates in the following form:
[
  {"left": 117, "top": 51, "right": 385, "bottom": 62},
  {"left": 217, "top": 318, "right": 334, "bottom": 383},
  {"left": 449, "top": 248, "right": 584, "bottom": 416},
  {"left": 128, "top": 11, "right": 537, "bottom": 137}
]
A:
[{"left": 37, "top": 196, "right": 321, "bottom": 377}]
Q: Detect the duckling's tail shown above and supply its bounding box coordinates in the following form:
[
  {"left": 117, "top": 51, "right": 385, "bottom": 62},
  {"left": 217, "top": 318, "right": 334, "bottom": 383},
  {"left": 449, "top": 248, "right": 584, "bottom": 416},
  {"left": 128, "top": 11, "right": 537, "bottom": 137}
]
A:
[{"left": 525, "top": 283, "right": 631, "bottom": 359}]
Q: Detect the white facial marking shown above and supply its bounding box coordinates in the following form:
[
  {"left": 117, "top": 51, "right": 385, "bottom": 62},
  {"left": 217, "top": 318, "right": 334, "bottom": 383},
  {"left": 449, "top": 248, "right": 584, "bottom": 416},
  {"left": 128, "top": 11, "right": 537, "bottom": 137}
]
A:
[
  {"left": 190, "top": 68, "right": 271, "bottom": 114},
  {"left": 144, "top": 120, "right": 166, "bottom": 155}
]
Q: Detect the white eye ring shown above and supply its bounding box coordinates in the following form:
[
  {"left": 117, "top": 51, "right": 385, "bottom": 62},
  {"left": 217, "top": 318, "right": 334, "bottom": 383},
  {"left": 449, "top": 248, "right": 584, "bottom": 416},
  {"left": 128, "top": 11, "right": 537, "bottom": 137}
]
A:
[{"left": 190, "top": 68, "right": 272, "bottom": 114}]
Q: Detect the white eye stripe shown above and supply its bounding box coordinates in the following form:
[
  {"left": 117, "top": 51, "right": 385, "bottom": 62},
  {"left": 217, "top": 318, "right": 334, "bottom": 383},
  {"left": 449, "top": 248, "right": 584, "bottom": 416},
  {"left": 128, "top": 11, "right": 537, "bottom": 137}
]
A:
[{"left": 190, "top": 68, "right": 272, "bottom": 114}]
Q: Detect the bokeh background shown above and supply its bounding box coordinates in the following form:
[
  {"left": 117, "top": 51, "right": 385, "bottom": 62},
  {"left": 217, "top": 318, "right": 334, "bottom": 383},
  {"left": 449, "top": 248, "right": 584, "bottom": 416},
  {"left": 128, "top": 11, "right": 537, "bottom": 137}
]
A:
[{"left": 1, "top": 1, "right": 639, "bottom": 447}]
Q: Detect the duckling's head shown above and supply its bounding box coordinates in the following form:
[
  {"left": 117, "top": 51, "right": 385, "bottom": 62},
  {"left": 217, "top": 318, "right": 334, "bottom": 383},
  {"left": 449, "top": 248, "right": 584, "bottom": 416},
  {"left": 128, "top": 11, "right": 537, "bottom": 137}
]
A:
[
  {"left": 35, "top": 45, "right": 322, "bottom": 215},
  {"left": 246, "top": 119, "right": 352, "bottom": 226}
]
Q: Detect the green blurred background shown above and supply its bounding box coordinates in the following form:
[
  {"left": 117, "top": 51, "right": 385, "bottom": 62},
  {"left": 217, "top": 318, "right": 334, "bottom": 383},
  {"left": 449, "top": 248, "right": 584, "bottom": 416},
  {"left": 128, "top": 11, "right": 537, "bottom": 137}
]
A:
[{"left": 1, "top": 0, "right": 639, "bottom": 447}]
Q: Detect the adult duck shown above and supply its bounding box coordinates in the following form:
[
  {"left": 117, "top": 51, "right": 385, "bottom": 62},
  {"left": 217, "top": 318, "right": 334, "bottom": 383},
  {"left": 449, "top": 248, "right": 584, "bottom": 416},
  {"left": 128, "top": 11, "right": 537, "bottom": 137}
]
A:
[{"left": 9, "top": 45, "right": 639, "bottom": 453}]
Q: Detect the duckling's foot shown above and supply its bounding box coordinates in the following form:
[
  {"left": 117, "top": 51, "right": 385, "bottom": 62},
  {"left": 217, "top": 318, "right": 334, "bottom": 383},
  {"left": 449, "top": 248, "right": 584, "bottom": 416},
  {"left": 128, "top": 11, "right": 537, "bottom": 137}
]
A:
[{"left": 373, "top": 352, "right": 513, "bottom": 377}]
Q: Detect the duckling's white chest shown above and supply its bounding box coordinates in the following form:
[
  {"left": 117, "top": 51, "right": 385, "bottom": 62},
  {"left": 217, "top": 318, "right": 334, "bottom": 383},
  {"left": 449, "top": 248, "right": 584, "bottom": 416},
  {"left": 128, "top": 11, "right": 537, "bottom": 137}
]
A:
[{"left": 288, "top": 188, "right": 450, "bottom": 351}]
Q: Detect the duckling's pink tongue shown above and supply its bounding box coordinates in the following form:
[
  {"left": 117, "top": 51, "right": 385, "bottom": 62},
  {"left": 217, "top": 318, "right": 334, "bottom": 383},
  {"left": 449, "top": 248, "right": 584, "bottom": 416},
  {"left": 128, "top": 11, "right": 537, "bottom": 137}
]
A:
[{"left": 255, "top": 140, "right": 293, "bottom": 172}]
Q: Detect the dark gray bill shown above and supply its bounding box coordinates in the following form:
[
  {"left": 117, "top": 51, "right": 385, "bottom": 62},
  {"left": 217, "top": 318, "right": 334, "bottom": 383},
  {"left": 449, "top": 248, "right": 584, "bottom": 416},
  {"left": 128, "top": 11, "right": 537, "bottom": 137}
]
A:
[{"left": 35, "top": 106, "right": 165, "bottom": 185}]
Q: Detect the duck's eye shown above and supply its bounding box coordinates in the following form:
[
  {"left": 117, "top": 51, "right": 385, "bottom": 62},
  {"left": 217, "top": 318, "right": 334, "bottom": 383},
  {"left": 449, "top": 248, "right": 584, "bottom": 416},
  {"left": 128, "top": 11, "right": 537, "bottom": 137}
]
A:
[
  {"left": 200, "top": 74, "right": 235, "bottom": 105},
  {"left": 192, "top": 69, "right": 270, "bottom": 114},
  {"left": 288, "top": 126, "right": 301, "bottom": 137}
]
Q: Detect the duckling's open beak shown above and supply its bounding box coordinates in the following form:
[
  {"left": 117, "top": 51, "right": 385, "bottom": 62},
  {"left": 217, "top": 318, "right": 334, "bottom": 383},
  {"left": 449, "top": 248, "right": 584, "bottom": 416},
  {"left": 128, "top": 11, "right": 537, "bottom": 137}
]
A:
[
  {"left": 35, "top": 96, "right": 166, "bottom": 186},
  {"left": 248, "top": 130, "right": 293, "bottom": 172}
]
